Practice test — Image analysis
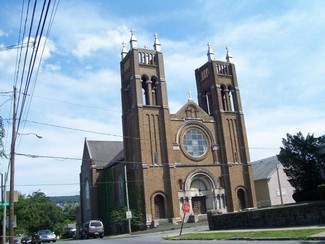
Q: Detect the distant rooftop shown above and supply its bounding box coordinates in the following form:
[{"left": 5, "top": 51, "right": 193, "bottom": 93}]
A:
[{"left": 251, "top": 156, "right": 280, "bottom": 181}]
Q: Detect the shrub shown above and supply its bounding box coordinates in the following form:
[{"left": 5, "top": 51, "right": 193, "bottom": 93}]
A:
[{"left": 317, "top": 184, "right": 325, "bottom": 200}]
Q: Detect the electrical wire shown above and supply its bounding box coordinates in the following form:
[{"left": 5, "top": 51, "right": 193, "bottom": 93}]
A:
[{"left": 2, "top": 0, "right": 60, "bottom": 195}]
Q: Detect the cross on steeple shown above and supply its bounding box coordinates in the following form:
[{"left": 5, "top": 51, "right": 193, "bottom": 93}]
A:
[
  {"left": 129, "top": 28, "right": 137, "bottom": 49},
  {"left": 188, "top": 91, "right": 193, "bottom": 101}
]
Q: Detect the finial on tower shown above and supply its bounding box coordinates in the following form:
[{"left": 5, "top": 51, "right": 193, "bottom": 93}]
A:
[
  {"left": 207, "top": 43, "right": 215, "bottom": 62},
  {"left": 153, "top": 33, "right": 161, "bottom": 52},
  {"left": 226, "top": 47, "right": 233, "bottom": 62},
  {"left": 121, "top": 41, "right": 128, "bottom": 59},
  {"left": 188, "top": 91, "right": 193, "bottom": 101},
  {"left": 130, "top": 29, "right": 137, "bottom": 49}
]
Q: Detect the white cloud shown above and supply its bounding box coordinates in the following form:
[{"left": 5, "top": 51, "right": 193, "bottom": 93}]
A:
[{"left": 72, "top": 28, "right": 130, "bottom": 58}]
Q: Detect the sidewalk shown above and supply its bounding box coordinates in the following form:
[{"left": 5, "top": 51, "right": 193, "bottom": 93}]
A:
[{"left": 133, "top": 220, "right": 325, "bottom": 240}]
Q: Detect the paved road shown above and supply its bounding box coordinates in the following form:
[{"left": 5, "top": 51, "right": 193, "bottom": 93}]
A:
[{"left": 52, "top": 225, "right": 325, "bottom": 244}]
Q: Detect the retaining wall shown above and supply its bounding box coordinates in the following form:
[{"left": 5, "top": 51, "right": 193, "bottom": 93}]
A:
[{"left": 208, "top": 201, "right": 325, "bottom": 230}]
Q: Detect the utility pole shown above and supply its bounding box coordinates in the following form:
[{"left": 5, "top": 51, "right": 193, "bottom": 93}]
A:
[
  {"left": 276, "top": 163, "right": 284, "bottom": 205},
  {"left": 9, "top": 86, "right": 17, "bottom": 244},
  {"left": 1, "top": 173, "right": 8, "bottom": 244}
]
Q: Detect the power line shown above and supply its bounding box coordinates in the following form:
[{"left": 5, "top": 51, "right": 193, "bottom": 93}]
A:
[
  {"left": 16, "top": 152, "right": 81, "bottom": 161},
  {"left": 25, "top": 119, "right": 123, "bottom": 138}
]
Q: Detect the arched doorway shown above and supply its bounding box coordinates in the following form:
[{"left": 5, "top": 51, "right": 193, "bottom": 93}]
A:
[
  {"left": 190, "top": 178, "right": 207, "bottom": 214},
  {"left": 237, "top": 188, "right": 246, "bottom": 210},
  {"left": 153, "top": 194, "right": 166, "bottom": 219}
]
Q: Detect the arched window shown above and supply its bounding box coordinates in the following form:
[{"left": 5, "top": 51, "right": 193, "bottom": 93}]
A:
[
  {"left": 228, "top": 85, "right": 235, "bottom": 111},
  {"left": 141, "top": 75, "right": 149, "bottom": 105},
  {"left": 151, "top": 77, "right": 158, "bottom": 105},
  {"left": 178, "top": 179, "right": 183, "bottom": 190},
  {"left": 220, "top": 85, "right": 226, "bottom": 110},
  {"left": 85, "top": 179, "right": 90, "bottom": 210},
  {"left": 138, "top": 52, "right": 143, "bottom": 63},
  {"left": 118, "top": 173, "right": 125, "bottom": 206}
]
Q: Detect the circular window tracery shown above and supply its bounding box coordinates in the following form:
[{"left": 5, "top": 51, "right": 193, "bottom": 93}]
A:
[{"left": 182, "top": 128, "right": 208, "bottom": 158}]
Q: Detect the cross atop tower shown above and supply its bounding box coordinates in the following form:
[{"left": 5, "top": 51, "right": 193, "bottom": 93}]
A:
[
  {"left": 188, "top": 91, "right": 193, "bottom": 101},
  {"left": 121, "top": 41, "right": 128, "bottom": 59},
  {"left": 130, "top": 29, "right": 137, "bottom": 49},
  {"left": 154, "top": 33, "right": 161, "bottom": 52},
  {"left": 207, "top": 43, "right": 215, "bottom": 62},
  {"left": 226, "top": 47, "right": 233, "bottom": 62}
]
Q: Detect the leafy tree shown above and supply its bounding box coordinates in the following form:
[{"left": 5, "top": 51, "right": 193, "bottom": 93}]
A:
[
  {"left": 277, "top": 132, "right": 325, "bottom": 196},
  {"left": 110, "top": 206, "right": 143, "bottom": 227},
  {"left": 15, "top": 191, "right": 66, "bottom": 235},
  {"left": 61, "top": 203, "right": 77, "bottom": 222}
]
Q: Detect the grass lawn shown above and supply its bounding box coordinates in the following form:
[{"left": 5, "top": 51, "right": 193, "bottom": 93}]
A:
[{"left": 167, "top": 228, "right": 325, "bottom": 240}]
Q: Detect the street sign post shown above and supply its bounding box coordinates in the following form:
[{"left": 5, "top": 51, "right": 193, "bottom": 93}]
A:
[
  {"left": 181, "top": 202, "right": 190, "bottom": 213},
  {"left": 180, "top": 202, "right": 191, "bottom": 236}
]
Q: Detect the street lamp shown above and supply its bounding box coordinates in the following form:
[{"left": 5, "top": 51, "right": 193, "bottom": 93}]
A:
[
  {"left": 7, "top": 121, "right": 42, "bottom": 244},
  {"left": 18, "top": 133, "right": 42, "bottom": 139}
]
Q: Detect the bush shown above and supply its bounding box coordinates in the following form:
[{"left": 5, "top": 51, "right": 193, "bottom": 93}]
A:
[
  {"left": 293, "top": 190, "right": 321, "bottom": 202},
  {"left": 317, "top": 184, "right": 325, "bottom": 200}
]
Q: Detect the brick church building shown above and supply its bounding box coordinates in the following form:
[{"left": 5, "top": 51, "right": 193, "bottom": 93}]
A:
[{"left": 79, "top": 31, "right": 256, "bottom": 232}]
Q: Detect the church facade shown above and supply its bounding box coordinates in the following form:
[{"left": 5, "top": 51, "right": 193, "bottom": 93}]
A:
[{"left": 79, "top": 31, "right": 256, "bottom": 231}]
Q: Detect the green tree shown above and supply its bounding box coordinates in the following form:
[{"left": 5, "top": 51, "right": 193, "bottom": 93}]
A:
[
  {"left": 277, "top": 132, "right": 325, "bottom": 198},
  {"left": 15, "top": 191, "right": 66, "bottom": 235},
  {"left": 110, "top": 206, "right": 143, "bottom": 228},
  {"left": 61, "top": 203, "right": 77, "bottom": 222}
]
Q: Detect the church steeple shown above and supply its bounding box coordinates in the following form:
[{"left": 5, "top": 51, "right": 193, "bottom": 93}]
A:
[
  {"left": 226, "top": 47, "right": 233, "bottom": 62},
  {"left": 195, "top": 46, "right": 255, "bottom": 211},
  {"left": 129, "top": 29, "right": 137, "bottom": 49},
  {"left": 153, "top": 33, "right": 161, "bottom": 52},
  {"left": 121, "top": 41, "right": 128, "bottom": 60},
  {"left": 207, "top": 43, "right": 215, "bottom": 62}
]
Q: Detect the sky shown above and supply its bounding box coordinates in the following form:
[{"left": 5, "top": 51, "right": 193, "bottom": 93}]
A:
[{"left": 0, "top": 0, "right": 324, "bottom": 197}]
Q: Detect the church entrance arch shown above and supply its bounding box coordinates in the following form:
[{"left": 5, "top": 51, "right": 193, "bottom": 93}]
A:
[{"left": 180, "top": 172, "right": 227, "bottom": 214}]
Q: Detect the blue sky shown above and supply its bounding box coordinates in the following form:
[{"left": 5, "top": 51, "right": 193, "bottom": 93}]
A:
[{"left": 0, "top": 0, "right": 324, "bottom": 196}]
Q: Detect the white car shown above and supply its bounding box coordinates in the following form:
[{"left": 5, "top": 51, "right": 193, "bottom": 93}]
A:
[{"left": 33, "top": 229, "right": 56, "bottom": 243}]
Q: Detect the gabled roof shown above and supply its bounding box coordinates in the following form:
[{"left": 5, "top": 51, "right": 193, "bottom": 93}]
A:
[
  {"left": 86, "top": 140, "right": 124, "bottom": 168},
  {"left": 173, "top": 100, "right": 212, "bottom": 121},
  {"left": 251, "top": 155, "right": 281, "bottom": 181}
]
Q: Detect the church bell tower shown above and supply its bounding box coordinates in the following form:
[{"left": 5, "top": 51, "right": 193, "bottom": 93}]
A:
[
  {"left": 195, "top": 44, "right": 256, "bottom": 210},
  {"left": 120, "top": 31, "right": 176, "bottom": 221}
]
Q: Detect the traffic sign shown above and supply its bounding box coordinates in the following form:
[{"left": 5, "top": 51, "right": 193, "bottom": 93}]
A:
[
  {"left": 126, "top": 210, "right": 132, "bottom": 219},
  {"left": 0, "top": 202, "right": 9, "bottom": 206},
  {"left": 181, "top": 202, "right": 190, "bottom": 213}
]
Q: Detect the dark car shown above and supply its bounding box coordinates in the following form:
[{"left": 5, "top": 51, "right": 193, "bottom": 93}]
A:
[
  {"left": 14, "top": 237, "right": 20, "bottom": 244},
  {"left": 21, "top": 236, "right": 32, "bottom": 244},
  {"left": 80, "top": 220, "right": 104, "bottom": 239},
  {"left": 32, "top": 229, "right": 56, "bottom": 243}
]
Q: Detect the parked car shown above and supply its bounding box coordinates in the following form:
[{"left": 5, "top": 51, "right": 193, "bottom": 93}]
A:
[
  {"left": 21, "top": 236, "right": 32, "bottom": 244},
  {"left": 32, "top": 229, "right": 56, "bottom": 243},
  {"left": 62, "top": 224, "right": 76, "bottom": 238},
  {"left": 80, "top": 220, "right": 104, "bottom": 239},
  {"left": 13, "top": 237, "right": 20, "bottom": 244}
]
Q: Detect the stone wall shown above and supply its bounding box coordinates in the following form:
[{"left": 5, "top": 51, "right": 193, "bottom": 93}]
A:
[{"left": 208, "top": 201, "right": 325, "bottom": 230}]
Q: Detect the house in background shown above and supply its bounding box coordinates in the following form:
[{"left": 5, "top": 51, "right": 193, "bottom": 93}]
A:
[{"left": 251, "top": 156, "right": 295, "bottom": 208}]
